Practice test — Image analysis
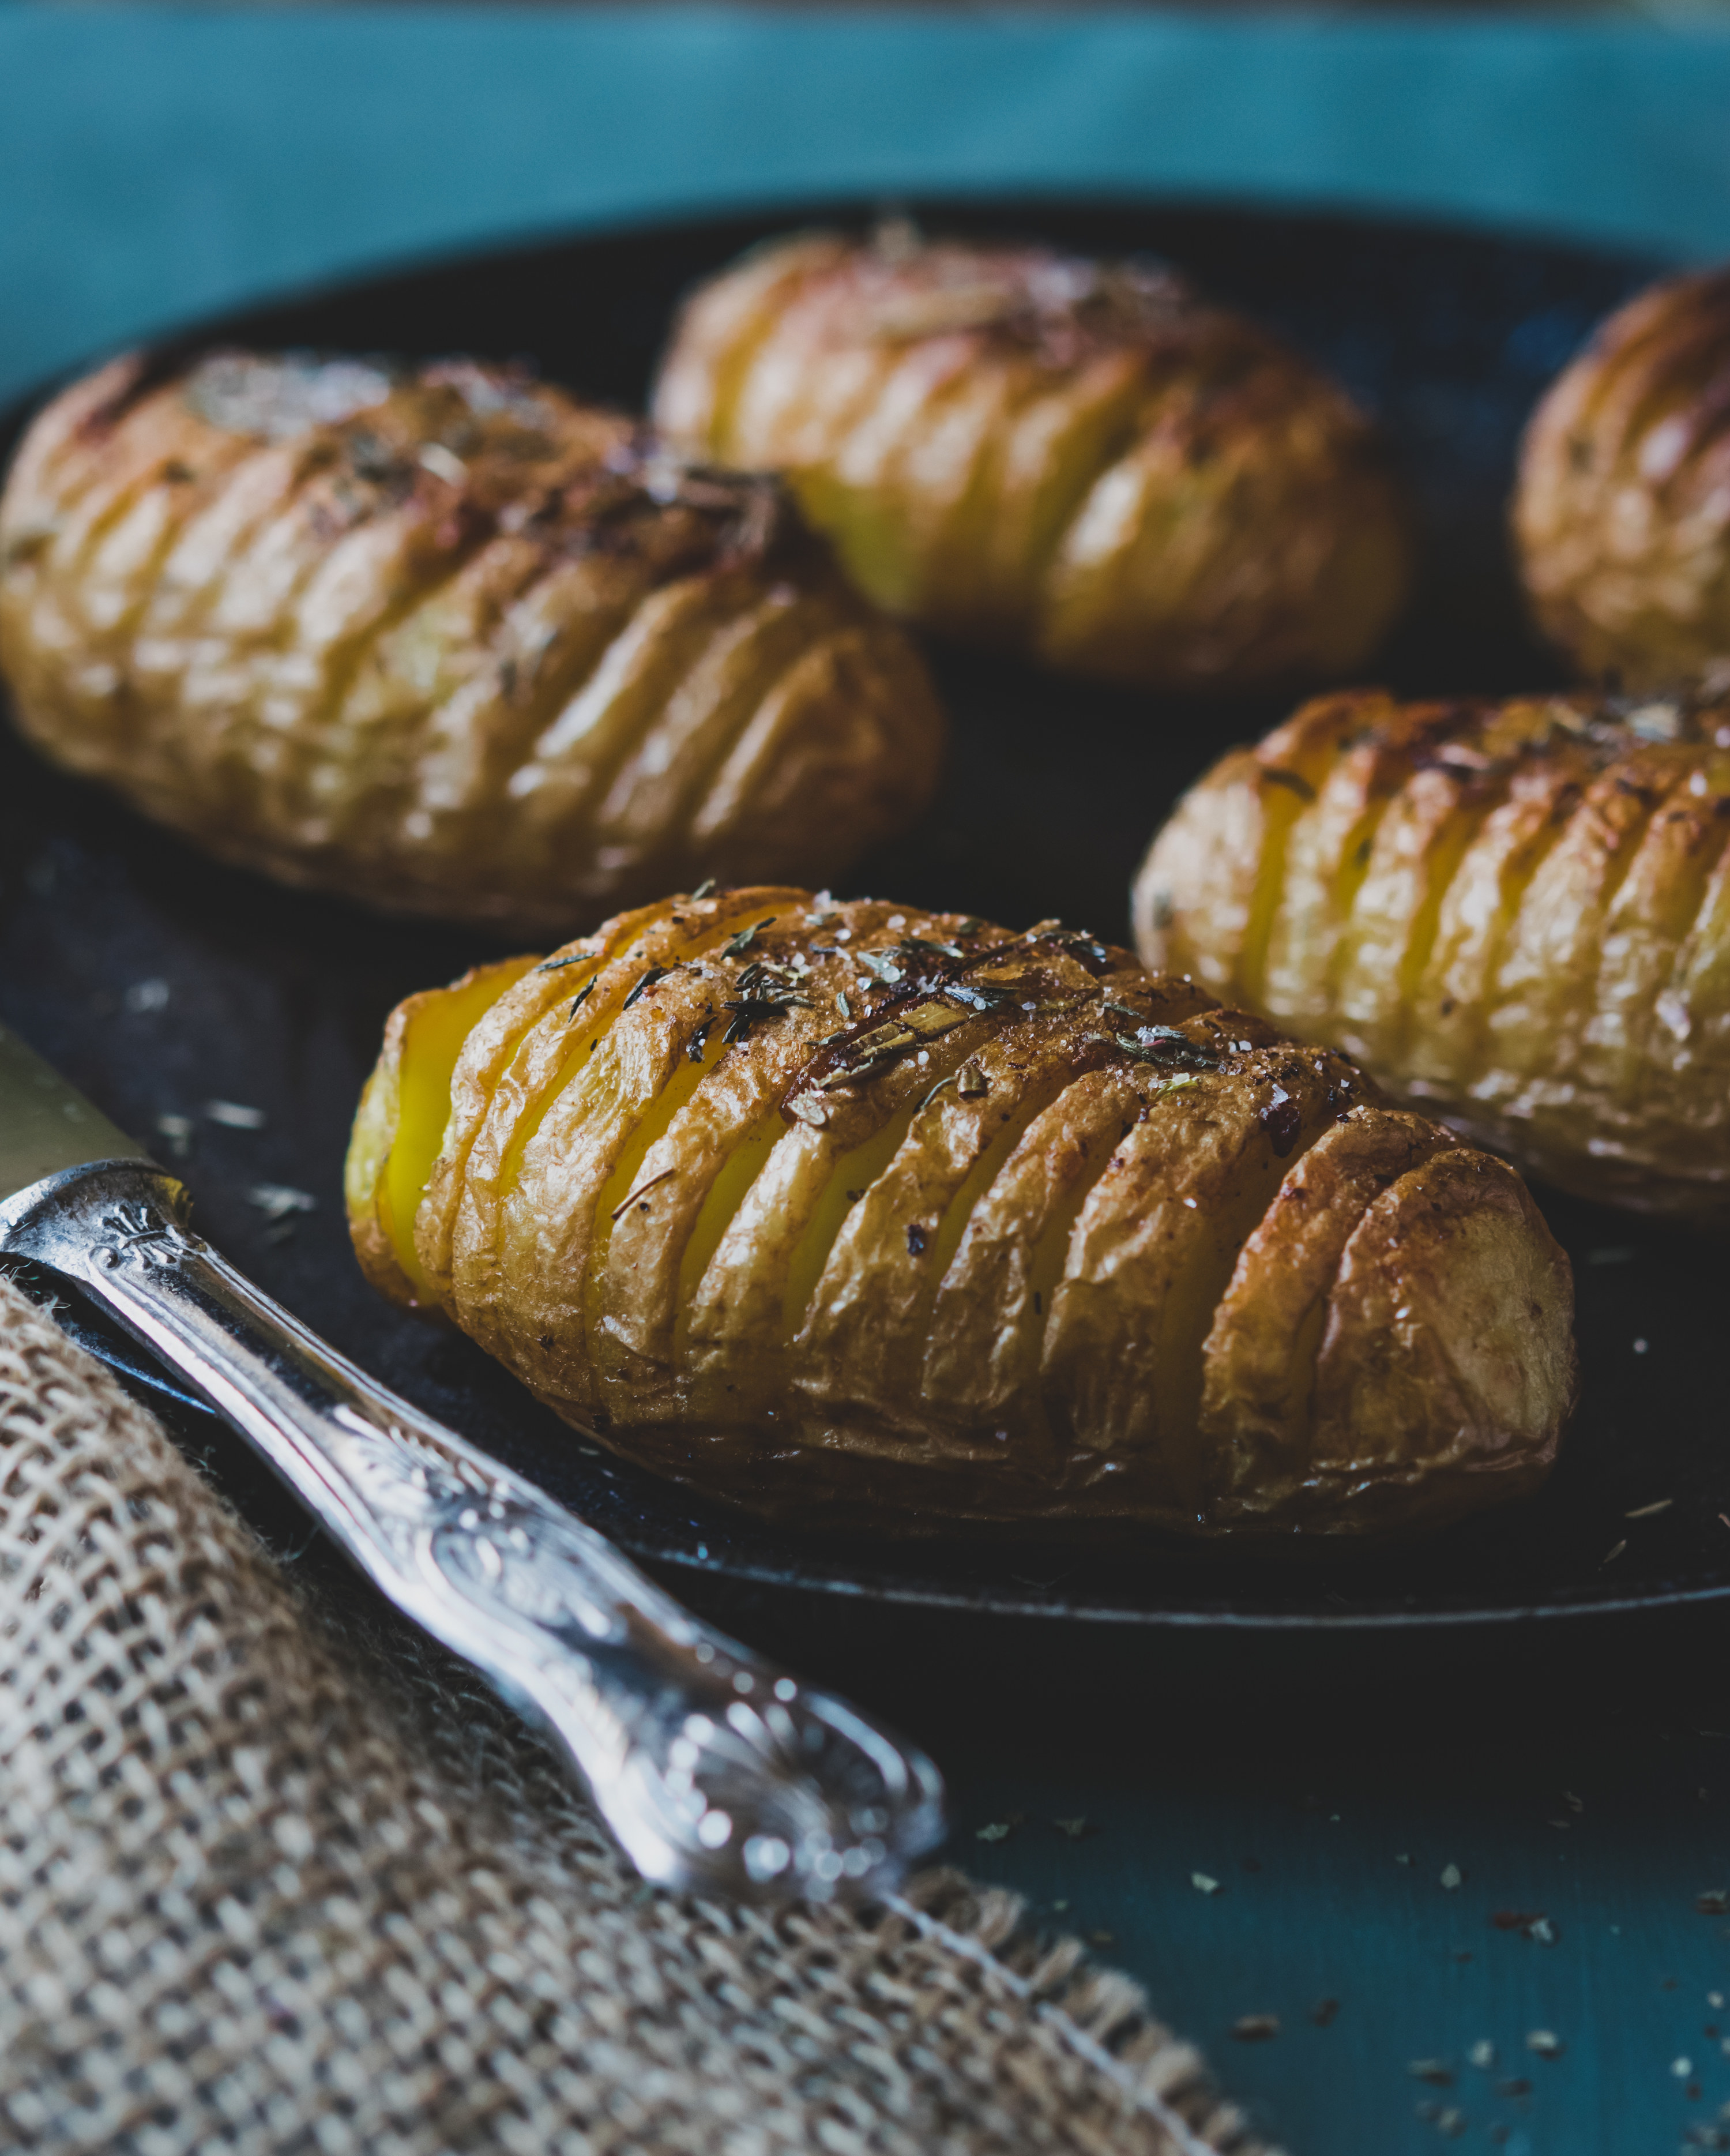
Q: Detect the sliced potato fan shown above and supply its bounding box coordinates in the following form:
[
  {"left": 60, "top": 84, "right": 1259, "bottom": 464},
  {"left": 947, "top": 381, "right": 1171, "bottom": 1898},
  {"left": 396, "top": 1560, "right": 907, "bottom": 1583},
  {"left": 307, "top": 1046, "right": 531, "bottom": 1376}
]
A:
[
  {"left": 1135, "top": 686, "right": 1730, "bottom": 1224},
  {"left": 1515, "top": 264, "right": 1730, "bottom": 693},
  {"left": 653, "top": 226, "right": 1412, "bottom": 692},
  {"left": 348, "top": 885, "right": 1576, "bottom": 1539},
  {"left": 0, "top": 352, "right": 943, "bottom": 933}
]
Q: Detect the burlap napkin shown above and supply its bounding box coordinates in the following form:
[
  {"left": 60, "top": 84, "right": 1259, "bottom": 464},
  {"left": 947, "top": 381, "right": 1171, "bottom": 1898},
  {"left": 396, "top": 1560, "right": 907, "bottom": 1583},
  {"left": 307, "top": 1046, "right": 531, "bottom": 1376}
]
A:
[{"left": 0, "top": 1274, "right": 1268, "bottom": 2156}]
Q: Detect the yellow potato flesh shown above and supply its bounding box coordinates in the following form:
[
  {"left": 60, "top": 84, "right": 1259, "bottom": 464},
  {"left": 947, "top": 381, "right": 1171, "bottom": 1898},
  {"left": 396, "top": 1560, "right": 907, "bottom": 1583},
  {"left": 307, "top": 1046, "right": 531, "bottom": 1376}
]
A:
[
  {"left": 383, "top": 959, "right": 540, "bottom": 1295},
  {"left": 345, "top": 953, "right": 543, "bottom": 1307}
]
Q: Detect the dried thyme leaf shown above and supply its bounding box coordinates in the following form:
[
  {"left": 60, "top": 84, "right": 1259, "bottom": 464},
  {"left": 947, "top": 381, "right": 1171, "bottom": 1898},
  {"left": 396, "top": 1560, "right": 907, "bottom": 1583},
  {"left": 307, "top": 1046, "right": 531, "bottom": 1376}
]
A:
[
  {"left": 943, "top": 980, "right": 1016, "bottom": 1012},
  {"left": 721, "top": 915, "right": 777, "bottom": 957},
  {"left": 847, "top": 1020, "right": 920, "bottom": 1061},
  {"left": 1086, "top": 1027, "right": 1220, "bottom": 1072},
  {"left": 535, "top": 952, "right": 591, "bottom": 974},
  {"left": 721, "top": 994, "right": 807, "bottom": 1045},
  {"left": 622, "top": 964, "right": 675, "bottom": 1009},
  {"left": 1040, "top": 926, "right": 1110, "bottom": 964},
  {"left": 566, "top": 979, "right": 596, "bottom": 1024}
]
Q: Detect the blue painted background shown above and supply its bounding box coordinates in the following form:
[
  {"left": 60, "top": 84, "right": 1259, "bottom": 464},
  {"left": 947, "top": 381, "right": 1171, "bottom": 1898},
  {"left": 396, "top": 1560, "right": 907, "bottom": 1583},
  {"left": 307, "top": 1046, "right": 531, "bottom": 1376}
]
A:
[
  {"left": 6, "top": 5, "right": 1730, "bottom": 410},
  {"left": 5, "top": 8, "right": 1730, "bottom": 2150}
]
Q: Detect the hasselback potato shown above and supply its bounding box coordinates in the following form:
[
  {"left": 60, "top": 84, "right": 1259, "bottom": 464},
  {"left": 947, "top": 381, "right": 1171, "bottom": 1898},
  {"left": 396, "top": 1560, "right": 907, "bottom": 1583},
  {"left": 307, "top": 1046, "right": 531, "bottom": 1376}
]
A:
[
  {"left": 1135, "top": 686, "right": 1730, "bottom": 1224},
  {"left": 652, "top": 227, "right": 1412, "bottom": 693},
  {"left": 347, "top": 884, "right": 1575, "bottom": 1539},
  {"left": 0, "top": 351, "right": 943, "bottom": 934},
  {"left": 1515, "top": 266, "right": 1730, "bottom": 692}
]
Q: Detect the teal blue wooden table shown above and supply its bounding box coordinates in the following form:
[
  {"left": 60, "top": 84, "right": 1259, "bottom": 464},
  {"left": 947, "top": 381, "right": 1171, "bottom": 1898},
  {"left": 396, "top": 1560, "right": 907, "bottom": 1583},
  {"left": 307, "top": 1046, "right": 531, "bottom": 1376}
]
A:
[{"left": 6, "top": 9, "right": 1730, "bottom": 2150}]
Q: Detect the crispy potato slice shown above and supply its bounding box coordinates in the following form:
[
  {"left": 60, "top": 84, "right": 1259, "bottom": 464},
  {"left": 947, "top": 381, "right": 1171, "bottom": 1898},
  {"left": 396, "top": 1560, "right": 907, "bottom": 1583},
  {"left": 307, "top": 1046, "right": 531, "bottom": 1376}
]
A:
[
  {"left": 1307, "top": 1147, "right": 1574, "bottom": 1532},
  {"left": 1199, "top": 1107, "right": 1456, "bottom": 1523}
]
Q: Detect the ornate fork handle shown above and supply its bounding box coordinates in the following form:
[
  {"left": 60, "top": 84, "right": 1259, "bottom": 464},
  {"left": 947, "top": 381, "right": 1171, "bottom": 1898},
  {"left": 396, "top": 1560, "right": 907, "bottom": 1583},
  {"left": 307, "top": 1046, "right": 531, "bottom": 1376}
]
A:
[{"left": 0, "top": 1160, "right": 944, "bottom": 1902}]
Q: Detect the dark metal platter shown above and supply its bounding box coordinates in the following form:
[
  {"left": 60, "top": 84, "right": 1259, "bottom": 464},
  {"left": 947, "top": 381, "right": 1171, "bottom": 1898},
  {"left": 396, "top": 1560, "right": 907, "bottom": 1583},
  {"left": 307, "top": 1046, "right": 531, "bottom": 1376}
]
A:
[{"left": 3, "top": 196, "right": 1721, "bottom": 1704}]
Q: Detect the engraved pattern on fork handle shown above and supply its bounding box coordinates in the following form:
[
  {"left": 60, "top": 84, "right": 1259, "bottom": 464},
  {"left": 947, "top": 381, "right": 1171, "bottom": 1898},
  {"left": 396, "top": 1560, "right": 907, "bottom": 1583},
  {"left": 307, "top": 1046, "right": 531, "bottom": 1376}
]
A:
[{"left": 0, "top": 1160, "right": 945, "bottom": 1902}]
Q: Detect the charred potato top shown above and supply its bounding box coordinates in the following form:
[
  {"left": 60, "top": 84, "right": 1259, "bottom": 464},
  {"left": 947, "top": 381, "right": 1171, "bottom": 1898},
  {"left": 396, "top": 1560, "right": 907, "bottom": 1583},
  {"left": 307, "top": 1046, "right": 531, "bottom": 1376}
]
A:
[
  {"left": 348, "top": 885, "right": 1575, "bottom": 1540},
  {"left": 1516, "top": 266, "right": 1730, "bottom": 693},
  {"left": 0, "top": 352, "right": 943, "bottom": 934},
  {"left": 1135, "top": 686, "right": 1730, "bottom": 1224},
  {"left": 653, "top": 227, "right": 1412, "bottom": 692}
]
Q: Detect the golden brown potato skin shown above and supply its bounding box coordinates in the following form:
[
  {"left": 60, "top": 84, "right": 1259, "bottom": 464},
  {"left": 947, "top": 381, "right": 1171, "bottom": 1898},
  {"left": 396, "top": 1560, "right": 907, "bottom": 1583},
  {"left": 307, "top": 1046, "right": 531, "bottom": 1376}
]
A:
[
  {"left": 347, "top": 884, "right": 1574, "bottom": 1539},
  {"left": 652, "top": 228, "right": 1412, "bottom": 693},
  {"left": 0, "top": 352, "right": 943, "bottom": 934},
  {"left": 1515, "top": 267, "right": 1730, "bottom": 692},
  {"left": 1135, "top": 687, "right": 1730, "bottom": 1224}
]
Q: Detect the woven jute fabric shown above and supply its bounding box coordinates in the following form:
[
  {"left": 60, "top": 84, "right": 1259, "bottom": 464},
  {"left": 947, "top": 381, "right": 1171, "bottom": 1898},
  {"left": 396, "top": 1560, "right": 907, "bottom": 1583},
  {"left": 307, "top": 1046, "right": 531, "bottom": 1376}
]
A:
[{"left": 0, "top": 1275, "right": 1266, "bottom": 2156}]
